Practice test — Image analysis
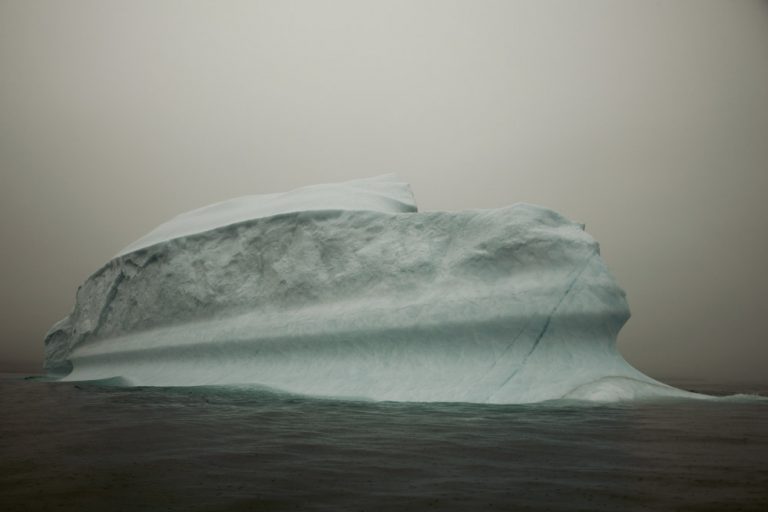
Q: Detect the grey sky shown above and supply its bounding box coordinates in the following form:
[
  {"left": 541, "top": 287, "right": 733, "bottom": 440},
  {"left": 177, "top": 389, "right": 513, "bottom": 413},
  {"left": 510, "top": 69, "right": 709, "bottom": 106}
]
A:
[{"left": 1, "top": 0, "right": 767, "bottom": 383}]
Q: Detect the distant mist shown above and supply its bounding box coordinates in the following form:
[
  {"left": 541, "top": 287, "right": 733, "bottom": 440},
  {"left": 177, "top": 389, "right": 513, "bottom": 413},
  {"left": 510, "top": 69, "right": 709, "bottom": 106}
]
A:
[{"left": 1, "top": 0, "right": 767, "bottom": 383}]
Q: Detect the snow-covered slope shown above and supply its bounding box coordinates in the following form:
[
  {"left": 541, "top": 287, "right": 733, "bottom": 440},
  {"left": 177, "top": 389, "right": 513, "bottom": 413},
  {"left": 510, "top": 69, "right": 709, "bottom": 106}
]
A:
[
  {"left": 117, "top": 174, "right": 416, "bottom": 256},
  {"left": 44, "top": 177, "right": 701, "bottom": 403}
]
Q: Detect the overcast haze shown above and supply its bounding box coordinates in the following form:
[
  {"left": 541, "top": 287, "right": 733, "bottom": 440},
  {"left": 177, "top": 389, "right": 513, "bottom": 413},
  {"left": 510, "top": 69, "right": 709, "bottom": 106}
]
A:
[{"left": 1, "top": 1, "right": 767, "bottom": 383}]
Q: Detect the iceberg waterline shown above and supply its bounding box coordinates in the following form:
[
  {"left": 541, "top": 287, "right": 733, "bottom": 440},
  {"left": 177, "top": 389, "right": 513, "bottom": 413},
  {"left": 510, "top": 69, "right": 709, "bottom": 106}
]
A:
[{"left": 45, "top": 175, "right": 702, "bottom": 403}]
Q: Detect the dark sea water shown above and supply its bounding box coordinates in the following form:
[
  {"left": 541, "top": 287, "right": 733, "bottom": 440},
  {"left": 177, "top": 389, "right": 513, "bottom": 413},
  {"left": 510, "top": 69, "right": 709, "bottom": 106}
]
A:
[{"left": 1, "top": 374, "right": 766, "bottom": 512}]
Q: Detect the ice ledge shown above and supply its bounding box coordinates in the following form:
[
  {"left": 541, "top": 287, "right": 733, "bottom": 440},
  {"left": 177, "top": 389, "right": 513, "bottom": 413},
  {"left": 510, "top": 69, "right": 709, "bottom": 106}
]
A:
[{"left": 117, "top": 174, "right": 416, "bottom": 257}]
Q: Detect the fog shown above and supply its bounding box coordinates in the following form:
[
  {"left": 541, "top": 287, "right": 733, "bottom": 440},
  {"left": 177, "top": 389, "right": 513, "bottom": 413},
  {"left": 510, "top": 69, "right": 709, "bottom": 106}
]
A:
[{"left": 1, "top": 0, "right": 767, "bottom": 383}]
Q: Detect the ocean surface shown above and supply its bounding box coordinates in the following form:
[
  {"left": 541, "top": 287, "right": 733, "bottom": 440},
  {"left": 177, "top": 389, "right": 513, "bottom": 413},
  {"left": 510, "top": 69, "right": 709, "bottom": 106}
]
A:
[{"left": 1, "top": 374, "right": 766, "bottom": 511}]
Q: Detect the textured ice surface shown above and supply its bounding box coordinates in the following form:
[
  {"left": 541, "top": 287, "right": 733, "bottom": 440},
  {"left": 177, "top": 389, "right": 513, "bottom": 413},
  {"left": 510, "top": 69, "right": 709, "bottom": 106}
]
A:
[{"left": 44, "top": 176, "right": 701, "bottom": 403}]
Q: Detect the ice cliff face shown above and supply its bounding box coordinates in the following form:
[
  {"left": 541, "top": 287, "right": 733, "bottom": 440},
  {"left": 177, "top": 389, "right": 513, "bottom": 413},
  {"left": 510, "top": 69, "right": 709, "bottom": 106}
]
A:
[{"left": 44, "top": 175, "right": 697, "bottom": 403}]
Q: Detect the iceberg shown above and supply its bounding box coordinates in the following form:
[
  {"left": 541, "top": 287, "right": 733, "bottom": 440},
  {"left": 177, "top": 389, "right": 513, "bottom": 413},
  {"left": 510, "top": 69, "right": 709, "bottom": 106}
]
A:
[{"left": 44, "top": 175, "right": 700, "bottom": 403}]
